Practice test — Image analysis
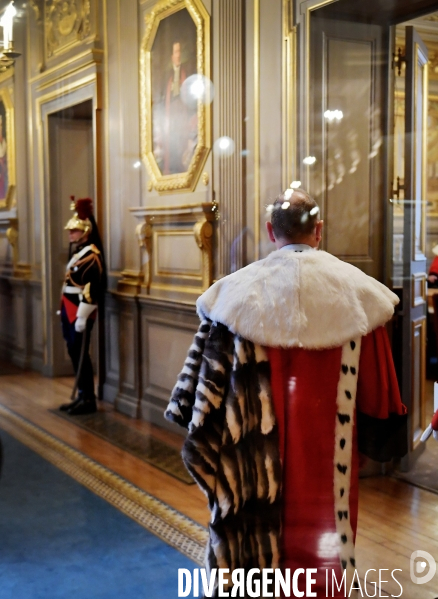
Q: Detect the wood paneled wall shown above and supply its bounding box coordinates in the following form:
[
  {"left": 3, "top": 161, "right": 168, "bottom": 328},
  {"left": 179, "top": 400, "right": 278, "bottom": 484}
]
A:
[
  {"left": 213, "top": 0, "right": 246, "bottom": 275},
  {"left": 0, "top": 0, "right": 287, "bottom": 426}
]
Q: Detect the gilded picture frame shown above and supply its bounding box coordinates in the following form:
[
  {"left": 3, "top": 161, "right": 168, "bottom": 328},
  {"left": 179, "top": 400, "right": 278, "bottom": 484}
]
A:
[
  {"left": 427, "top": 95, "right": 438, "bottom": 214},
  {"left": 140, "top": 0, "right": 211, "bottom": 193},
  {"left": 0, "top": 82, "right": 15, "bottom": 210}
]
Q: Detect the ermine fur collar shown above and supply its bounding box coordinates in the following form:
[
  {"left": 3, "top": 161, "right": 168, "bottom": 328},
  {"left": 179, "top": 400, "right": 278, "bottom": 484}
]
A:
[{"left": 197, "top": 249, "right": 399, "bottom": 349}]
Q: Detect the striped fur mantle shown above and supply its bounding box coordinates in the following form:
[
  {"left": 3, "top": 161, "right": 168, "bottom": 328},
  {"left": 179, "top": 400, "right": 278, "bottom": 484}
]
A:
[
  {"left": 165, "top": 319, "right": 361, "bottom": 591},
  {"left": 165, "top": 320, "right": 282, "bottom": 577}
]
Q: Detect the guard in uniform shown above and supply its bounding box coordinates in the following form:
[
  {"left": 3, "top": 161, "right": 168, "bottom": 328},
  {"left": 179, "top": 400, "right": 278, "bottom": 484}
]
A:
[{"left": 60, "top": 198, "right": 104, "bottom": 415}]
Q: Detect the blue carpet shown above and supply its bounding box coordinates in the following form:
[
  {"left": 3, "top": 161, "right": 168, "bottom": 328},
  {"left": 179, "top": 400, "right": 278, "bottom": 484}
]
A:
[{"left": 0, "top": 430, "right": 196, "bottom": 599}]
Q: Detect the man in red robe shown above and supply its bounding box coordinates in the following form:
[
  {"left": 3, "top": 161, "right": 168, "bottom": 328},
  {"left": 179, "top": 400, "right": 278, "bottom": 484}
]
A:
[
  {"left": 162, "top": 41, "right": 190, "bottom": 175},
  {"left": 166, "top": 189, "right": 407, "bottom": 598}
]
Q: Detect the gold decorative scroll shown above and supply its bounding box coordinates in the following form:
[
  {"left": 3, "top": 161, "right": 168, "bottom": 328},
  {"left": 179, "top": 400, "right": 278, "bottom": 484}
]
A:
[
  {"left": 193, "top": 217, "right": 212, "bottom": 291},
  {"left": 118, "top": 269, "right": 144, "bottom": 294},
  {"left": 6, "top": 219, "right": 18, "bottom": 267},
  {"left": 135, "top": 218, "right": 154, "bottom": 293}
]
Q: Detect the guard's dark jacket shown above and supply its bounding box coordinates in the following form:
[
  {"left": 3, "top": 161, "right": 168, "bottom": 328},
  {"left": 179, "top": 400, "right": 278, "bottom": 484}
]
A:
[
  {"left": 60, "top": 241, "right": 103, "bottom": 401},
  {"left": 61, "top": 242, "right": 103, "bottom": 323}
]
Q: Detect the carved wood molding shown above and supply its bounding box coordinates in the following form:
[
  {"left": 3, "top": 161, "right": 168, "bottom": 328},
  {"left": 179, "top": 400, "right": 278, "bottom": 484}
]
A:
[
  {"left": 128, "top": 202, "right": 215, "bottom": 301},
  {"left": 214, "top": 0, "right": 245, "bottom": 274}
]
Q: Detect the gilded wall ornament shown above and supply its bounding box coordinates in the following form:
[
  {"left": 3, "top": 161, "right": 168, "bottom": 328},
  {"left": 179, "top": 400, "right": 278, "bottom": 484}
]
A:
[
  {"left": 140, "top": 0, "right": 211, "bottom": 193},
  {"left": 130, "top": 203, "right": 215, "bottom": 300},
  {"left": 193, "top": 217, "right": 213, "bottom": 288},
  {"left": 45, "top": 0, "right": 92, "bottom": 58},
  {"left": 30, "top": 0, "right": 43, "bottom": 23},
  {"left": 0, "top": 83, "right": 16, "bottom": 210},
  {"left": 135, "top": 219, "right": 153, "bottom": 292},
  {"left": 6, "top": 221, "right": 18, "bottom": 267}
]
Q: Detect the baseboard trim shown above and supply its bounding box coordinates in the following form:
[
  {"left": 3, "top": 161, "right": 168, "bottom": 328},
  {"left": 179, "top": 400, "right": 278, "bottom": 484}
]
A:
[
  {"left": 103, "top": 380, "right": 118, "bottom": 404},
  {"left": 141, "top": 397, "right": 186, "bottom": 437},
  {"left": 115, "top": 392, "right": 139, "bottom": 418}
]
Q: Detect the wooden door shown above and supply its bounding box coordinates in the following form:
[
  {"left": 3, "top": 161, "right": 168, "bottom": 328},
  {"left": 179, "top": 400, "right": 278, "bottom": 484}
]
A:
[
  {"left": 310, "top": 16, "right": 388, "bottom": 280},
  {"left": 400, "top": 26, "right": 429, "bottom": 468}
]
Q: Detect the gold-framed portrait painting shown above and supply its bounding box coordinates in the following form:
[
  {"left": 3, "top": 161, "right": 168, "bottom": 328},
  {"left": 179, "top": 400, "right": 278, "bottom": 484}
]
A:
[
  {"left": 0, "top": 84, "right": 15, "bottom": 210},
  {"left": 140, "top": 0, "right": 211, "bottom": 193}
]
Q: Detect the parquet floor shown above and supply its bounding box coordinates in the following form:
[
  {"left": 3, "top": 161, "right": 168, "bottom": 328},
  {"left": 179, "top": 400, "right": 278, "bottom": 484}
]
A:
[
  {"left": 0, "top": 372, "right": 208, "bottom": 527},
  {"left": 1, "top": 371, "right": 438, "bottom": 597}
]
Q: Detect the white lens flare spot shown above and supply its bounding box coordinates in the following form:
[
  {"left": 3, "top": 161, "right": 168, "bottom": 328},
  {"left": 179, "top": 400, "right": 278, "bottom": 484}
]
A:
[
  {"left": 213, "top": 136, "right": 235, "bottom": 157},
  {"left": 282, "top": 201, "right": 290, "bottom": 210},
  {"left": 288, "top": 377, "right": 297, "bottom": 394},
  {"left": 190, "top": 78, "right": 205, "bottom": 99},
  {"left": 133, "top": 161, "right": 141, "bottom": 169},
  {"left": 303, "top": 156, "right": 317, "bottom": 165},
  {"left": 290, "top": 180, "right": 301, "bottom": 189},
  {"left": 181, "top": 75, "right": 215, "bottom": 108},
  {"left": 317, "top": 533, "right": 339, "bottom": 558},
  {"left": 310, "top": 206, "right": 319, "bottom": 216},
  {"left": 324, "top": 109, "right": 343, "bottom": 122},
  {"left": 283, "top": 188, "right": 293, "bottom": 200}
]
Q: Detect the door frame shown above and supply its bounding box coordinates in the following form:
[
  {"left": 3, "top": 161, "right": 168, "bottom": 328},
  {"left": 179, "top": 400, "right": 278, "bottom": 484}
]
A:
[
  {"left": 400, "top": 25, "right": 429, "bottom": 466},
  {"left": 35, "top": 76, "right": 102, "bottom": 379},
  {"left": 48, "top": 112, "right": 95, "bottom": 376}
]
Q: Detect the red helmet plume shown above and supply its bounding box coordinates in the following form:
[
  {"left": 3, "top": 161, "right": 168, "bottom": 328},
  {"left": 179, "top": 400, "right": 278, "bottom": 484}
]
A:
[{"left": 75, "top": 198, "right": 94, "bottom": 221}]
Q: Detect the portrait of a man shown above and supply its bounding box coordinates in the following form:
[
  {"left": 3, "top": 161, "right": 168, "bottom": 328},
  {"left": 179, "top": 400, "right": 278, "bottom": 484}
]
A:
[
  {"left": 0, "top": 100, "right": 8, "bottom": 202},
  {"left": 151, "top": 8, "right": 197, "bottom": 176}
]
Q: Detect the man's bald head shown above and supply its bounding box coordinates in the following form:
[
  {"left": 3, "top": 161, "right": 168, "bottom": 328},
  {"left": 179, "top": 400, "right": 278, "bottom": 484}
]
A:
[{"left": 270, "top": 189, "right": 320, "bottom": 243}]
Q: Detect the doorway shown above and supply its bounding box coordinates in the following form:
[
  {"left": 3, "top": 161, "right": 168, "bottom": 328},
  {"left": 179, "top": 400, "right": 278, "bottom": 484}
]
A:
[
  {"left": 48, "top": 100, "right": 95, "bottom": 377},
  {"left": 307, "top": 0, "right": 438, "bottom": 469},
  {"left": 392, "top": 13, "right": 438, "bottom": 477}
]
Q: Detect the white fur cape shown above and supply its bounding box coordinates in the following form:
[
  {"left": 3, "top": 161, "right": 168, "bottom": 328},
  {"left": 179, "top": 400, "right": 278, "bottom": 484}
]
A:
[{"left": 196, "top": 249, "right": 399, "bottom": 349}]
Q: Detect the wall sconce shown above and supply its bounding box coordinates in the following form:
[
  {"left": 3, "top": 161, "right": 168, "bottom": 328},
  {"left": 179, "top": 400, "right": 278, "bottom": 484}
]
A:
[{"left": 0, "top": 2, "right": 20, "bottom": 71}]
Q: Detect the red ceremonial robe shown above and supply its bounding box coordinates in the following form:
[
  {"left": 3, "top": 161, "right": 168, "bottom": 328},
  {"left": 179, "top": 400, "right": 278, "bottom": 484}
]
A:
[
  {"left": 429, "top": 256, "right": 438, "bottom": 276},
  {"left": 268, "top": 327, "right": 406, "bottom": 597},
  {"left": 167, "top": 247, "right": 407, "bottom": 597}
]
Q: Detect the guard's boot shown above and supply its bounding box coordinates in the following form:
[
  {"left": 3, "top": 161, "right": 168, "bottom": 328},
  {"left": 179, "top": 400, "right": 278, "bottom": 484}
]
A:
[
  {"left": 67, "top": 397, "right": 97, "bottom": 416},
  {"left": 59, "top": 397, "right": 82, "bottom": 412}
]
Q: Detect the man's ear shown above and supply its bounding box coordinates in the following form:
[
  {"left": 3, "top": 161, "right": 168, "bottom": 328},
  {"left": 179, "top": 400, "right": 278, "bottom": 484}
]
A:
[
  {"left": 315, "top": 220, "right": 323, "bottom": 244},
  {"left": 266, "top": 221, "right": 276, "bottom": 243}
]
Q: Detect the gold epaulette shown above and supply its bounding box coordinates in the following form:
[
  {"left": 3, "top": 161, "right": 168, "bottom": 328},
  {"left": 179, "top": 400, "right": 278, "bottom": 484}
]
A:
[
  {"left": 89, "top": 244, "right": 100, "bottom": 254},
  {"left": 83, "top": 282, "right": 92, "bottom": 303}
]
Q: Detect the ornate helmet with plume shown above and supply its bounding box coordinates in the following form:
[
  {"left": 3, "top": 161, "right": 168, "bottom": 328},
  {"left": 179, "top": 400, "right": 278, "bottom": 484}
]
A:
[{"left": 64, "top": 196, "right": 93, "bottom": 236}]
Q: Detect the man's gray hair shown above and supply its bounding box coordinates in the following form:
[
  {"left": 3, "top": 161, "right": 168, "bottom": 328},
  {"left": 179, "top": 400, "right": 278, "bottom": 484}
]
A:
[{"left": 270, "top": 189, "right": 320, "bottom": 241}]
